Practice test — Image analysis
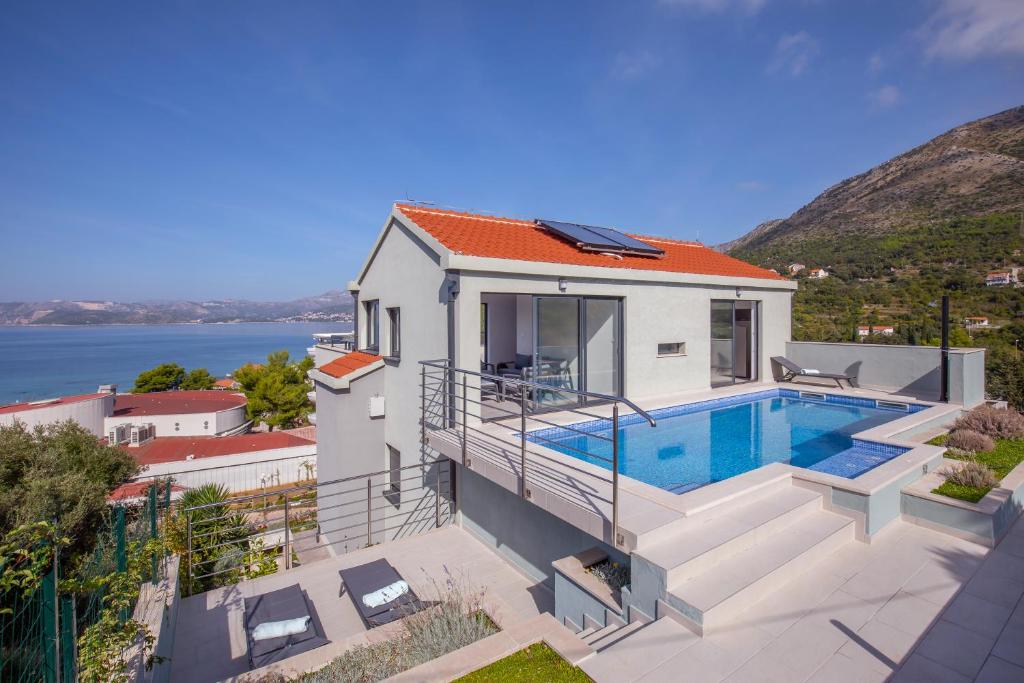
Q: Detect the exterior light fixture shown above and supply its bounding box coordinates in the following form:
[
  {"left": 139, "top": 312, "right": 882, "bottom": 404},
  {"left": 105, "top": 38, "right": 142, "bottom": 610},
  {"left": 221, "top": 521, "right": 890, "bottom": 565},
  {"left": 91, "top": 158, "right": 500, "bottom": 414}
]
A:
[
  {"left": 559, "top": 278, "right": 568, "bottom": 292},
  {"left": 736, "top": 287, "right": 742, "bottom": 298}
]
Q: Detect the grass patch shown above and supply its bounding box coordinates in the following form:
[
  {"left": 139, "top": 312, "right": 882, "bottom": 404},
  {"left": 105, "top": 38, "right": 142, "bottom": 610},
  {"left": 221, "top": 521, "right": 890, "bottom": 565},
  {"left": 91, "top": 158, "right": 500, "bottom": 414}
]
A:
[
  {"left": 931, "top": 437, "right": 1024, "bottom": 503},
  {"left": 453, "top": 642, "right": 592, "bottom": 683}
]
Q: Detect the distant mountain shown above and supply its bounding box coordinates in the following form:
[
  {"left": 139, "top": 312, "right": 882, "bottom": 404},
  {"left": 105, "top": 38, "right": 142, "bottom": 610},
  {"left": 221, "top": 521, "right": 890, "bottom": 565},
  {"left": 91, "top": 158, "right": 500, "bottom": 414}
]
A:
[
  {"left": 0, "top": 291, "right": 354, "bottom": 325},
  {"left": 724, "top": 106, "right": 1024, "bottom": 256}
]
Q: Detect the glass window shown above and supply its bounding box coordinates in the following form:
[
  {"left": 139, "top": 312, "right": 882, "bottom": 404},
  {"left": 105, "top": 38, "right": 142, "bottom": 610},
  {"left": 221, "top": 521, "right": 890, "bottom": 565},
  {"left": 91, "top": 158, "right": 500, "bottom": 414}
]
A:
[
  {"left": 386, "top": 445, "right": 401, "bottom": 508},
  {"left": 364, "top": 300, "right": 379, "bottom": 351},
  {"left": 387, "top": 307, "right": 400, "bottom": 357},
  {"left": 658, "top": 342, "right": 685, "bottom": 356}
]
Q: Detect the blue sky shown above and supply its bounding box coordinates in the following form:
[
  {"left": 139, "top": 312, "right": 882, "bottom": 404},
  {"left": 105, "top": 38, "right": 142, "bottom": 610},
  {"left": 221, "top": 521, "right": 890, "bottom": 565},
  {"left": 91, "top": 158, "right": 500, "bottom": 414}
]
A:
[{"left": 1, "top": 1, "right": 1022, "bottom": 301}]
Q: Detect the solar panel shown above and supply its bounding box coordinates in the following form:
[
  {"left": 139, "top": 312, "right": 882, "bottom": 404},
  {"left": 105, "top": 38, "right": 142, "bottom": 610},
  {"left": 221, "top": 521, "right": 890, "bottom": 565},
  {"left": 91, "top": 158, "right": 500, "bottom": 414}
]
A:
[{"left": 535, "top": 219, "right": 665, "bottom": 256}]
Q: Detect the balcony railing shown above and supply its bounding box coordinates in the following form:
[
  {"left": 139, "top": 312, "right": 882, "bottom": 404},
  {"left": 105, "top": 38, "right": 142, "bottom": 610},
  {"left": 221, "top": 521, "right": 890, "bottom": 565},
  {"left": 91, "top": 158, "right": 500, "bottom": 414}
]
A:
[
  {"left": 419, "top": 359, "right": 655, "bottom": 548},
  {"left": 181, "top": 459, "right": 452, "bottom": 596}
]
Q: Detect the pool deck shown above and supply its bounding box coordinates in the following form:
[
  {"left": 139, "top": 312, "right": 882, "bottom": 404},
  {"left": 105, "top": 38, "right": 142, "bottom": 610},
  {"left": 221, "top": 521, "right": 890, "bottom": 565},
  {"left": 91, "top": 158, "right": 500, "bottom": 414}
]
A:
[
  {"left": 581, "top": 516, "right": 1003, "bottom": 682},
  {"left": 427, "top": 381, "right": 958, "bottom": 551}
]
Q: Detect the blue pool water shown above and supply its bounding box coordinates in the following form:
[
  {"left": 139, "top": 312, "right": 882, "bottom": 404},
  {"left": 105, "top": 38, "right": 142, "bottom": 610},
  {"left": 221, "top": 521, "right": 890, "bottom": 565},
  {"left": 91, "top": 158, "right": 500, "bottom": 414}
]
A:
[{"left": 527, "top": 390, "right": 919, "bottom": 494}]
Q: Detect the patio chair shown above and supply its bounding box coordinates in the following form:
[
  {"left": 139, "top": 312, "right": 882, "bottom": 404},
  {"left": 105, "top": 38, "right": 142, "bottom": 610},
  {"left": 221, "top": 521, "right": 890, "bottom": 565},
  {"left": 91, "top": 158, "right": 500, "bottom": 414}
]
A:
[
  {"left": 338, "top": 558, "right": 425, "bottom": 627},
  {"left": 771, "top": 356, "right": 856, "bottom": 389},
  {"left": 243, "top": 583, "right": 329, "bottom": 670}
]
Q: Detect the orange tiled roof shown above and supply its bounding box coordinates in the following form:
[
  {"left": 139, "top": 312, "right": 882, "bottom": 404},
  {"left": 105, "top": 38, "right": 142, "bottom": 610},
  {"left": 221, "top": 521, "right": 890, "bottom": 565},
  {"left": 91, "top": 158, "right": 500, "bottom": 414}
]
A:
[
  {"left": 396, "top": 204, "right": 784, "bottom": 281},
  {"left": 320, "top": 351, "right": 382, "bottom": 379}
]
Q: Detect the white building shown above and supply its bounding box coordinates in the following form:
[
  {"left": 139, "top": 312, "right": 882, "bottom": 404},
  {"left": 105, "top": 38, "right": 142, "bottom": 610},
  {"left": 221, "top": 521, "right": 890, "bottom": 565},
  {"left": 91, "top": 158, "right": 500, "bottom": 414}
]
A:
[
  {"left": 986, "top": 269, "right": 1018, "bottom": 286},
  {"left": 103, "top": 390, "right": 248, "bottom": 440},
  {"left": 807, "top": 268, "right": 829, "bottom": 279},
  {"left": 0, "top": 392, "right": 115, "bottom": 437},
  {"left": 964, "top": 317, "right": 990, "bottom": 328},
  {"left": 127, "top": 430, "right": 316, "bottom": 493},
  {"left": 857, "top": 325, "right": 895, "bottom": 337},
  {"left": 788, "top": 263, "right": 805, "bottom": 275},
  {"left": 310, "top": 203, "right": 796, "bottom": 552}
]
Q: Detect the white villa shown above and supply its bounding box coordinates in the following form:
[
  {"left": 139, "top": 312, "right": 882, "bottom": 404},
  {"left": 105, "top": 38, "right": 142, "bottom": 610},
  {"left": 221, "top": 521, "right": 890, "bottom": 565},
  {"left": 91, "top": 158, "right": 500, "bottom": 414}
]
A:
[{"left": 163, "top": 202, "right": 1010, "bottom": 683}]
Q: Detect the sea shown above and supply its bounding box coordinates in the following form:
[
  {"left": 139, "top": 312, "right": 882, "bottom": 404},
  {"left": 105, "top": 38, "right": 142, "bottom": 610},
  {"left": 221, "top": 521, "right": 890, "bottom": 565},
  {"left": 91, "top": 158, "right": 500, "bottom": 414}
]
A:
[{"left": 0, "top": 322, "right": 353, "bottom": 405}]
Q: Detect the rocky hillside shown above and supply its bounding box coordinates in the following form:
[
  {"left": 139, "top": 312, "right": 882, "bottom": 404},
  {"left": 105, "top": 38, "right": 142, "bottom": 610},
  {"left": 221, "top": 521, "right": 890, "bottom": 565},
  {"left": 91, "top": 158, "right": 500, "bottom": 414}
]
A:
[
  {"left": 0, "top": 290, "right": 353, "bottom": 325},
  {"left": 726, "top": 106, "right": 1024, "bottom": 255}
]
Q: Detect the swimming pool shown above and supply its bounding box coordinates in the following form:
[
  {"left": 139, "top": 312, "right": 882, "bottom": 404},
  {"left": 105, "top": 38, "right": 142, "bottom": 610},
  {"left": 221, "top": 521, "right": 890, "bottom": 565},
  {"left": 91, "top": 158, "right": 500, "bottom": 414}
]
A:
[{"left": 526, "top": 389, "right": 922, "bottom": 494}]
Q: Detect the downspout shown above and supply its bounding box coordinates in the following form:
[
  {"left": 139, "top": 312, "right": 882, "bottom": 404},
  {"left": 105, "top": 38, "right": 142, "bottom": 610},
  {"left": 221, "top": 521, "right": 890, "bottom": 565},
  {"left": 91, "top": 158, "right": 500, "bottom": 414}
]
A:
[
  {"left": 445, "top": 271, "right": 460, "bottom": 427},
  {"left": 940, "top": 295, "right": 949, "bottom": 403}
]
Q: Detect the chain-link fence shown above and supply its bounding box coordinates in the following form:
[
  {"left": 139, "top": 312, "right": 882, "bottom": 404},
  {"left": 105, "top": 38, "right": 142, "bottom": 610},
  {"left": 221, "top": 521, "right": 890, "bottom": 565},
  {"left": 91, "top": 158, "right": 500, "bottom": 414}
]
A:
[{"left": 0, "top": 482, "right": 172, "bottom": 683}]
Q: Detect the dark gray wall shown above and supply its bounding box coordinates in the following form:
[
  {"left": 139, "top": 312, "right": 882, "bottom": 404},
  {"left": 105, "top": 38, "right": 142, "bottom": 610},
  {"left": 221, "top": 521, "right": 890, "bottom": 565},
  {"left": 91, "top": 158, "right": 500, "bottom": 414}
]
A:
[{"left": 458, "top": 467, "right": 626, "bottom": 586}]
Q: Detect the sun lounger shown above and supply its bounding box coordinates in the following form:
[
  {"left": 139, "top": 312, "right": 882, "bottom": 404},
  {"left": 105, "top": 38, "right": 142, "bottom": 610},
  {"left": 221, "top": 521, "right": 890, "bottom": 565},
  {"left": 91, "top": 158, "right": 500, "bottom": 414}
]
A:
[
  {"left": 243, "top": 584, "right": 329, "bottom": 670},
  {"left": 771, "top": 356, "right": 856, "bottom": 389},
  {"left": 339, "top": 558, "right": 424, "bottom": 627}
]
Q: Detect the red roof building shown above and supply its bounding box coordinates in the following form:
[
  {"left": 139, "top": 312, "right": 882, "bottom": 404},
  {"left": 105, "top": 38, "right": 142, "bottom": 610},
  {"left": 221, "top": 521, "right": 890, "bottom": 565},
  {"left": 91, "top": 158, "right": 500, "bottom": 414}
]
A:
[
  {"left": 126, "top": 431, "right": 315, "bottom": 466},
  {"left": 395, "top": 204, "right": 783, "bottom": 281},
  {"left": 113, "top": 391, "right": 246, "bottom": 417}
]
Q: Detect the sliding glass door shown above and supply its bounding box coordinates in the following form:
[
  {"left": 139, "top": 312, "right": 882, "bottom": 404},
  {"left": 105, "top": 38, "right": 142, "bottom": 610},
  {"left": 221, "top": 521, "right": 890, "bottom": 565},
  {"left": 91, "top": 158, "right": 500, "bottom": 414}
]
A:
[
  {"left": 535, "top": 297, "right": 581, "bottom": 407},
  {"left": 710, "top": 300, "right": 759, "bottom": 387},
  {"left": 533, "top": 296, "right": 621, "bottom": 408}
]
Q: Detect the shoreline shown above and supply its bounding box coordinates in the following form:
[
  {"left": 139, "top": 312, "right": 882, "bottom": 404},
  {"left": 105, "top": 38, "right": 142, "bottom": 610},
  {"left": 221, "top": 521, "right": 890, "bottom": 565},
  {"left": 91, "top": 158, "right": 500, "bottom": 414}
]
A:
[{"left": 0, "top": 321, "right": 353, "bottom": 328}]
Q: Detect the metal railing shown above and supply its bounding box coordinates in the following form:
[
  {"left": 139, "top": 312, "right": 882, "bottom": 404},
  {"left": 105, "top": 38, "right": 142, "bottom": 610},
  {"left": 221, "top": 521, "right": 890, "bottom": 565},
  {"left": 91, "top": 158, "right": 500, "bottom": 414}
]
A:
[
  {"left": 182, "top": 459, "right": 451, "bottom": 596},
  {"left": 419, "top": 359, "right": 655, "bottom": 548}
]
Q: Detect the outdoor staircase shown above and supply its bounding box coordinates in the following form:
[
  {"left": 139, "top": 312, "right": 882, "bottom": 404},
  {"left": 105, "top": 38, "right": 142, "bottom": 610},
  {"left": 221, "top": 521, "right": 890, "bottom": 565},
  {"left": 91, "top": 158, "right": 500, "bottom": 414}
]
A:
[
  {"left": 573, "top": 607, "right": 650, "bottom": 653},
  {"left": 635, "top": 479, "right": 856, "bottom": 636}
]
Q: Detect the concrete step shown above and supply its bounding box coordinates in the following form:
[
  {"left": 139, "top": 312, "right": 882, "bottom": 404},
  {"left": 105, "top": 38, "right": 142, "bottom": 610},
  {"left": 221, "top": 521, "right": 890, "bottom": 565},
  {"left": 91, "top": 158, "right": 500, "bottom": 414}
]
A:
[
  {"left": 582, "top": 623, "right": 620, "bottom": 646},
  {"left": 588, "top": 620, "right": 645, "bottom": 651},
  {"left": 639, "top": 484, "right": 823, "bottom": 586},
  {"left": 576, "top": 626, "right": 598, "bottom": 640},
  {"left": 666, "top": 508, "right": 854, "bottom": 635},
  {"left": 579, "top": 617, "right": 699, "bottom": 682}
]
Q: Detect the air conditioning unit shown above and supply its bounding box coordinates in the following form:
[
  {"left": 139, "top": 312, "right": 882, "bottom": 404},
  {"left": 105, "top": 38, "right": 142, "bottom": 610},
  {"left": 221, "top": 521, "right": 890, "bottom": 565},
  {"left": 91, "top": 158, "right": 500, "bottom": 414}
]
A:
[
  {"left": 107, "top": 423, "right": 131, "bottom": 445},
  {"left": 129, "top": 423, "right": 156, "bottom": 447}
]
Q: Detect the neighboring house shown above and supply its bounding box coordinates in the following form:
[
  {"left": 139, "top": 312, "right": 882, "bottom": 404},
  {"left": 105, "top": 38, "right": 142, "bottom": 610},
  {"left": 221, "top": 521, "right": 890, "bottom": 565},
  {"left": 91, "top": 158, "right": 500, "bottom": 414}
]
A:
[
  {"left": 310, "top": 203, "right": 796, "bottom": 552},
  {"left": 807, "top": 268, "right": 829, "bottom": 279},
  {"left": 857, "top": 325, "right": 895, "bottom": 337},
  {"left": 104, "top": 390, "right": 249, "bottom": 441},
  {"left": 308, "top": 331, "right": 356, "bottom": 368},
  {"left": 0, "top": 392, "right": 115, "bottom": 437},
  {"left": 127, "top": 431, "right": 316, "bottom": 492},
  {"left": 964, "top": 316, "right": 990, "bottom": 328},
  {"left": 212, "top": 378, "right": 239, "bottom": 390},
  {"left": 986, "top": 269, "right": 1019, "bottom": 286},
  {"left": 788, "top": 263, "right": 805, "bottom": 275}
]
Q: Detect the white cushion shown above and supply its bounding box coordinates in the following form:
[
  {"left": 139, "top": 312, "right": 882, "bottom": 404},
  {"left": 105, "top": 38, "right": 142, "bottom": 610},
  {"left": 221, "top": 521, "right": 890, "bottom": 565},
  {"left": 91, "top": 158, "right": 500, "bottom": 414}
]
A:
[
  {"left": 804, "top": 369, "right": 820, "bottom": 374},
  {"left": 252, "top": 616, "right": 310, "bottom": 641},
  {"left": 362, "top": 580, "right": 409, "bottom": 608}
]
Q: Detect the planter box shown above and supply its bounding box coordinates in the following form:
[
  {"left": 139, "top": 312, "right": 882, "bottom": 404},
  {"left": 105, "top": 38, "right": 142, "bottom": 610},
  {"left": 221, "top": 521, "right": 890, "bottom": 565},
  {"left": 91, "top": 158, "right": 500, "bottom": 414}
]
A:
[
  {"left": 902, "top": 459, "right": 1024, "bottom": 547},
  {"left": 553, "top": 547, "right": 626, "bottom": 630}
]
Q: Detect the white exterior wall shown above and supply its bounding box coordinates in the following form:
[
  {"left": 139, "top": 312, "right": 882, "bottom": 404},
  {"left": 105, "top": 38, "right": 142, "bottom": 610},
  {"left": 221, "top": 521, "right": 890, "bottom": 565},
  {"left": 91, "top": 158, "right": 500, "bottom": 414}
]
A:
[
  {"left": 354, "top": 217, "right": 449, "bottom": 472},
  {"left": 133, "top": 444, "right": 316, "bottom": 492},
  {"left": 104, "top": 404, "right": 246, "bottom": 438},
  {"left": 456, "top": 273, "right": 793, "bottom": 400},
  {"left": 0, "top": 394, "right": 114, "bottom": 437}
]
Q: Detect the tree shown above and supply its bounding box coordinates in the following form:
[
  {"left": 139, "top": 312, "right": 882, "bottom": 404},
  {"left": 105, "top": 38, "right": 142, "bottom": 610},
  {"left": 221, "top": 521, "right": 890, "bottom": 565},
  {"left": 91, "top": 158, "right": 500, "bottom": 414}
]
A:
[
  {"left": 180, "top": 367, "right": 216, "bottom": 390},
  {"left": 0, "top": 420, "right": 138, "bottom": 567},
  {"left": 234, "top": 351, "right": 315, "bottom": 431},
  {"left": 132, "top": 363, "right": 186, "bottom": 393}
]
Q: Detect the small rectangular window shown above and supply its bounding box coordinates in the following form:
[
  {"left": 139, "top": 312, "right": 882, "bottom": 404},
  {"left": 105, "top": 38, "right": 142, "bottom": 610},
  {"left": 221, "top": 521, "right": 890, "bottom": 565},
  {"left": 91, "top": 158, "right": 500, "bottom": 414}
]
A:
[
  {"left": 658, "top": 342, "right": 686, "bottom": 357},
  {"left": 364, "top": 300, "right": 379, "bottom": 351},
  {"left": 387, "top": 307, "right": 400, "bottom": 358},
  {"left": 386, "top": 445, "right": 401, "bottom": 508}
]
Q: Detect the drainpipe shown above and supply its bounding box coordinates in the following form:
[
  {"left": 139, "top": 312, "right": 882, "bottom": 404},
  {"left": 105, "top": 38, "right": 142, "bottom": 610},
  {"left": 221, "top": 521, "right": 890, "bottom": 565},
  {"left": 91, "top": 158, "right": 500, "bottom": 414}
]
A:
[
  {"left": 445, "top": 271, "right": 460, "bottom": 427},
  {"left": 940, "top": 295, "right": 949, "bottom": 403}
]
